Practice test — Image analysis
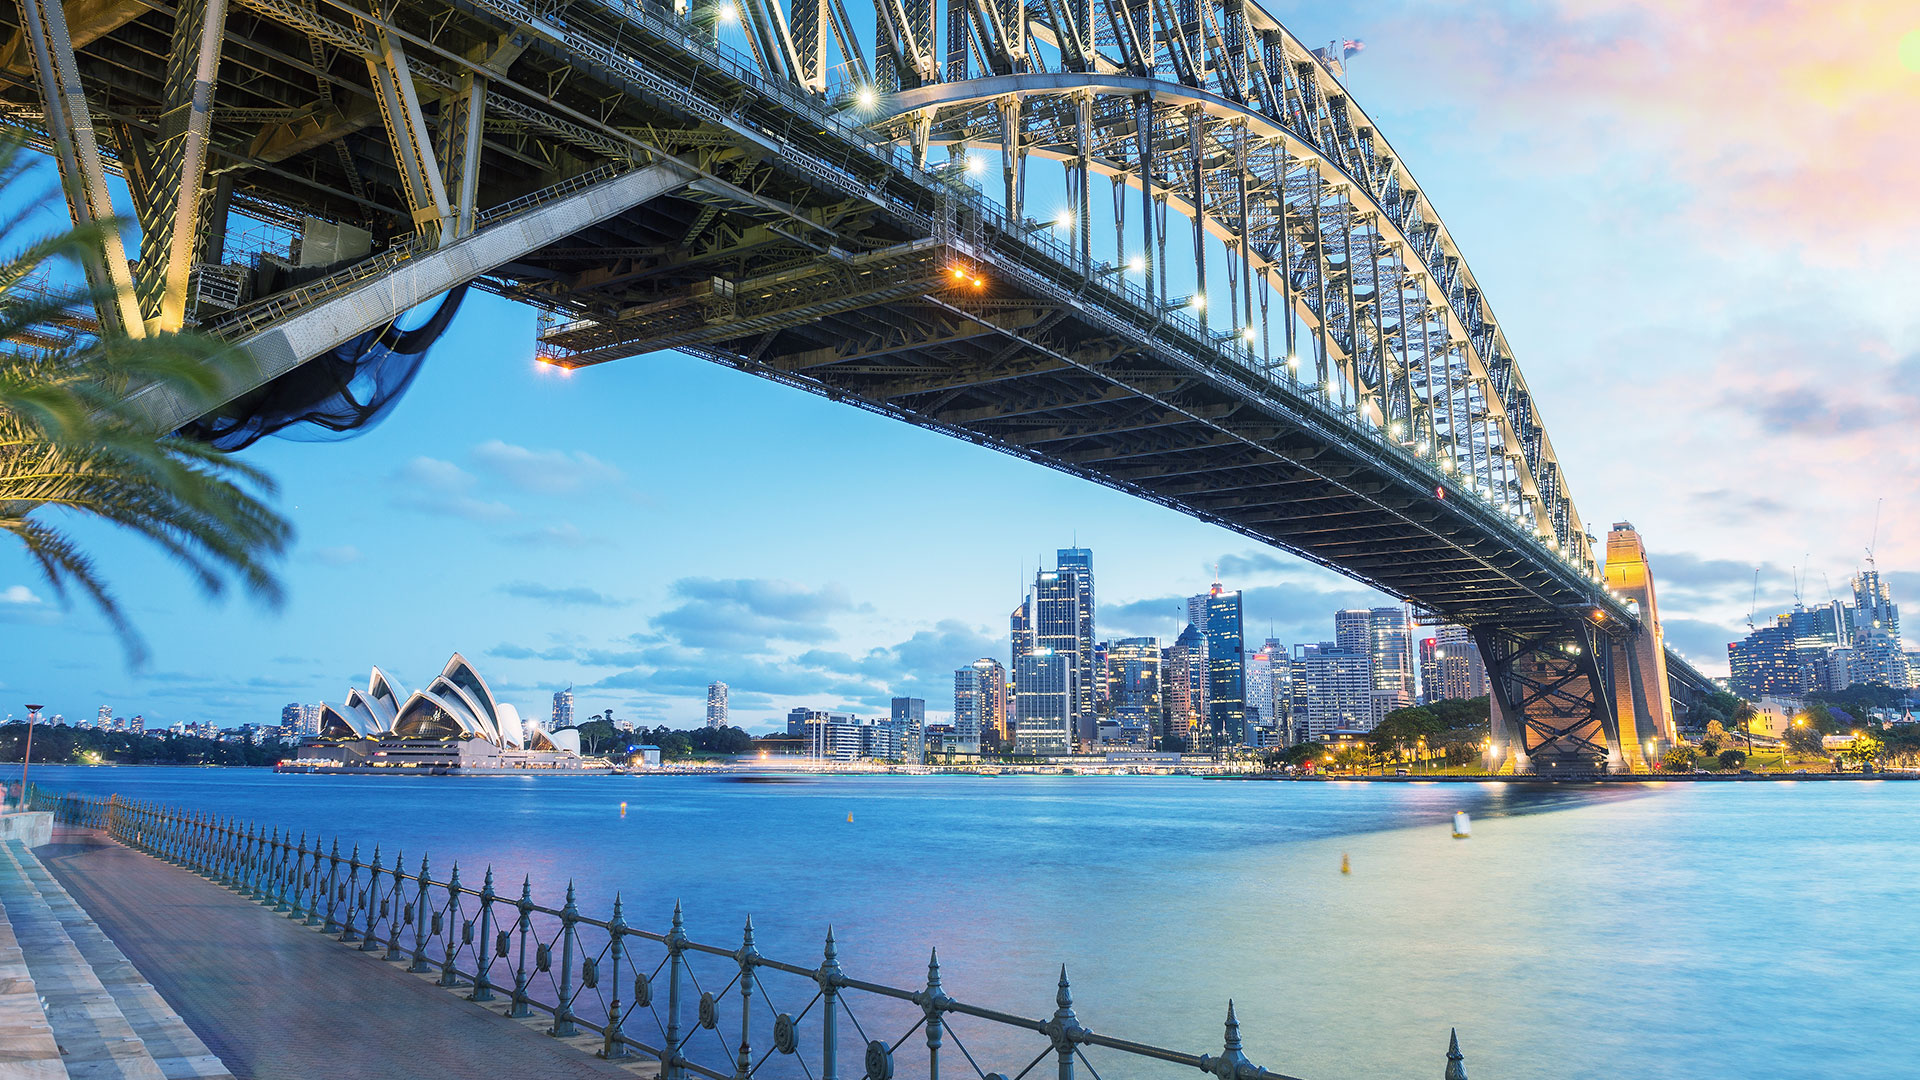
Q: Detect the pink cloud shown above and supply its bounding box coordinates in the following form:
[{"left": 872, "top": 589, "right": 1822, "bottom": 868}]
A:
[{"left": 1368, "top": 0, "right": 1920, "bottom": 261}]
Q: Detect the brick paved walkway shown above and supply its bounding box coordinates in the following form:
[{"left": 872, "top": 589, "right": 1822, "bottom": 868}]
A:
[{"left": 38, "top": 829, "right": 649, "bottom": 1080}]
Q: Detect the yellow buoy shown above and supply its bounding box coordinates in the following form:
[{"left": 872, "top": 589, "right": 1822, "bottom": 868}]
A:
[
  {"left": 619, "top": 801, "right": 627, "bottom": 818},
  {"left": 847, "top": 812, "right": 853, "bottom": 823},
  {"left": 1340, "top": 852, "right": 1351, "bottom": 875}
]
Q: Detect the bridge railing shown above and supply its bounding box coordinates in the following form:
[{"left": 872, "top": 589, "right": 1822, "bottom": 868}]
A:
[{"left": 33, "top": 789, "right": 1469, "bottom": 1080}]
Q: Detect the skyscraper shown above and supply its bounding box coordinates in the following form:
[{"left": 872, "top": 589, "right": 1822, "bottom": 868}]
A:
[
  {"left": 1105, "top": 637, "right": 1162, "bottom": 741},
  {"left": 1292, "top": 642, "right": 1372, "bottom": 740},
  {"left": 953, "top": 658, "right": 1007, "bottom": 752},
  {"left": 1010, "top": 597, "right": 1033, "bottom": 667},
  {"left": 1013, "top": 648, "right": 1072, "bottom": 756},
  {"left": 1367, "top": 606, "right": 1416, "bottom": 722},
  {"left": 1057, "top": 547, "right": 1097, "bottom": 721},
  {"left": 1431, "top": 625, "right": 1487, "bottom": 701},
  {"left": 1202, "top": 584, "right": 1246, "bottom": 750},
  {"left": 705, "top": 681, "right": 729, "bottom": 728},
  {"left": 890, "top": 697, "right": 926, "bottom": 762},
  {"left": 1030, "top": 566, "right": 1089, "bottom": 748},
  {"left": 1334, "top": 609, "right": 1371, "bottom": 656},
  {"left": 552, "top": 687, "right": 574, "bottom": 729},
  {"left": 1729, "top": 624, "right": 1802, "bottom": 698},
  {"left": 1849, "top": 570, "right": 1909, "bottom": 688},
  {"left": 1162, "top": 634, "right": 1196, "bottom": 748},
  {"left": 1262, "top": 637, "right": 1294, "bottom": 745},
  {"left": 1247, "top": 647, "right": 1273, "bottom": 738}
]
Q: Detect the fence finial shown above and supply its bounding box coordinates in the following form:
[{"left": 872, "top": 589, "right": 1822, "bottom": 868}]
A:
[
  {"left": 1056, "top": 965, "right": 1073, "bottom": 1011},
  {"left": 1444, "top": 1029, "right": 1466, "bottom": 1080}
]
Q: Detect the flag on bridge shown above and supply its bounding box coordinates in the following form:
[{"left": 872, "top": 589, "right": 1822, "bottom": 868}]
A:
[{"left": 1343, "top": 39, "right": 1366, "bottom": 56}]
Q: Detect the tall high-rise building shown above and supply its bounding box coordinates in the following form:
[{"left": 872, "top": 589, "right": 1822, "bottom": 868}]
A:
[
  {"left": 1292, "top": 642, "right": 1371, "bottom": 740},
  {"left": 1367, "top": 606, "right": 1416, "bottom": 722},
  {"left": 1427, "top": 625, "right": 1488, "bottom": 702},
  {"left": 1028, "top": 565, "right": 1090, "bottom": 748},
  {"left": 1263, "top": 637, "right": 1294, "bottom": 745},
  {"left": 1418, "top": 637, "right": 1439, "bottom": 704},
  {"left": 1057, "top": 547, "right": 1097, "bottom": 720},
  {"left": 890, "top": 697, "right": 926, "bottom": 761},
  {"left": 1201, "top": 584, "right": 1245, "bottom": 750},
  {"left": 1334, "top": 609, "right": 1371, "bottom": 656},
  {"left": 1010, "top": 597, "right": 1033, "bottom": 667},
  {"left": 1105, "top": 637, "right": 1162, "bottom": 739},
  {"left": 96, "top": 705, "right": 113, "bottom": 730},
  {"left": 953, "top": 658, "right": 1007, "bottom": 752},
  {"left": 1246, "top": 647, "right": 1275, "bottom": 744},
  {"left": 1013, "top": 648, "right": 1072, "bottom": 756},
  {"left": 552, "top": 687, "right": 574, "bottom": 729},
  {"left": 281, "top": 703, "right": 302, "bottom": 730},
  {"left": 705, "top": 681, "right": 729, "bottom": 729},
  {"left": 1849, "top": 570, "right": 1909, "bottom": 688},
  {"left": 1162, "top": 634, "right": 1196, "bottom": 747},
  {"left": 1728, "top": 624, "right": 1802, "bottom": 699}
]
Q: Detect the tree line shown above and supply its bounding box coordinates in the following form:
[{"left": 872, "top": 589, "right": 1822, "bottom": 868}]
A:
[{"left": 0, "top": 723, "right": 296, "bottom": 768}]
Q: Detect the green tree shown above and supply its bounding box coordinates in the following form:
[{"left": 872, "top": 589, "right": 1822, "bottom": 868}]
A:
[
  {"left": 1660, "top": 745, "right": 1696, "bottom": 773},
  {"left": 0, "top": 141, "right": 289, "bottom": 662},
  {"left": 1840, "top": 732, "right": 1884, "bottom": 772},
  {"left": 1717, "top": 749, "right": 1747, "bottom": 771}
]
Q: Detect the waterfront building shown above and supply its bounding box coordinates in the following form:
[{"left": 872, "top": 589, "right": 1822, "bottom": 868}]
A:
[
  {"left": 1728, "top": 624, "right": 1801, "bottom": 699},
  {"left": 552, "top": 687, "right": 574, "bottom": 729},
  {"left": 1013, "top": 647, "right": 1072, "bottom": 756},
  {"left": 1010, "top": 597, "right": 1033, "bottom": 667},
  {"left": 952, "top": 658, "right": 1007, "bottom": 752},
  {"left": 705, "top": 681, "right": 729, "bottom": 729},
  {"left": 1106, "top": 637, "right": 1162, "bottom": 733},
  {"left": 787, "top": 707, "right": 831, "bottom": 737},
  {"left": 1261, "top": 638, "right": 1295, "bottom": 745},
  {"left": 1334, "top": 609, "right": 1371, "bottom": 657},
  {"left": 1202, "top": 584, "right": 1246, "bottom": 750},
  {"left": 890, "top": 697, "right": 926, "bottom": 762},
  {"left": 128, "top": 715, "right": 144, "bottom": 734},
  {"left": 1293, "top": 642, "right": 1371, "bottom": 740},
  {"left": 292, "top": 654, "right": 593, "bottom": 773},
  {"left": 281, "top": 702, "right": 301, "bottom": 730},
  {"left": 1170, "top": 622, "right": 1208, "bottom": 746},
  {"left": 96, "top": 705, "right": 112, "bottom": 730}
]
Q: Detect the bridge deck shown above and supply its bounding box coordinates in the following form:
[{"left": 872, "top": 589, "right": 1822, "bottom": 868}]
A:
[{"left": 37, "top": 829, "right": 647, "bottom": 1080}]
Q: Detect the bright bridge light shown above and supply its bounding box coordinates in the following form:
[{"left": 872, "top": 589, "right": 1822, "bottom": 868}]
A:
[
  {"left": 717, "top": 1, "right": 738, "bottom": 21},
  {"left": 1242, "top": 327, "right": 1256, "bottom": 342},
  {"left": 1127, "top": 255, "right": 1145, "bottom": 273},
  {"left": 1286, "top": 353, "right": 1300, "bottom": 368},
  {"left": 855, "top": 85, "right": 877, "bottom": 109},
  {"left": 1054, "top": 210, "right": 1074, "bottom": 230},
  {"left": 1190, "top": 295, "right": 1205, "bottom": 312},
  {"left": 966, "top": 155, "right": 986, "bottom": 175}
]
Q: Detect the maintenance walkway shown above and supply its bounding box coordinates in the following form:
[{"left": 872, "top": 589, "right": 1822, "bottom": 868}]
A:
[{"left": 7, "top": 829, "right": 651, "bottom": 1080}]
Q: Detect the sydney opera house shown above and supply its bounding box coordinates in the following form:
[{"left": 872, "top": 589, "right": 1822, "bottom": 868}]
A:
[{"left": 281, "top": 653, "right": 601, "bottom": 774}]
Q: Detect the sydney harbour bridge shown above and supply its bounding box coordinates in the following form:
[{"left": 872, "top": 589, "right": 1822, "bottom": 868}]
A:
[{"left": 2, "top": 0, "right": 1713, "bottom": 769}]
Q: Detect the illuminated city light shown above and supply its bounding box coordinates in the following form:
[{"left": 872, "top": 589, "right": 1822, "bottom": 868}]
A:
[
  {"left": 1241, "top": 327, "right": 1256, "bottom": 342},
  {"left": 855, "top": 85, "right": 878, "bottom": 109},
  {"left": 717, "top": 1, "right": 738, "bottom": 21},
  {"left": 1127, "top": 255, "right": 1145, "bottom": 273},
  {"left": 1285, "top": 353, "right": 1300, "bottom": 368},
  {"left": 966, "top": 155, "right": 986, "bottom": 175},
  {"left": 1190, "top": 295, "right": 1205, "bottom": 312},
  {"left": 1054, "top": 210, "right": 1074, "bottom": 230}
]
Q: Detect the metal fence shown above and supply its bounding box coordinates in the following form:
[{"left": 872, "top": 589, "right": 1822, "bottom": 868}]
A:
[{"left": 31, "top": 790, "right": 1472, "bottom": 1080}]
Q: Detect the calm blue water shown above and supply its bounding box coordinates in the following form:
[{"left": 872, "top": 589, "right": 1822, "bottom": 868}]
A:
[{"left": 22, "top": 766, "right": 1918, "bottom": 1080}]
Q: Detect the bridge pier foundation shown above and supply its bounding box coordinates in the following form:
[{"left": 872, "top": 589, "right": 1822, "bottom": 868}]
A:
[{"left": 1475, "top": 621, "right": 1628, "bottom": 774}]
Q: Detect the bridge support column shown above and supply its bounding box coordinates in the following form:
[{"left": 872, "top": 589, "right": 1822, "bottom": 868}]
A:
[
  {"left": 1475, "top": 621, "right": 1626, "bottom": 774},
  {"left": 1602, "top": 522, "right": 1676, "bottom": 769}
]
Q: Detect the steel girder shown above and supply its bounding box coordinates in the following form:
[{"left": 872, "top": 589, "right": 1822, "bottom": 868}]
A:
[{"left": 1476, "top": 620, "right": 1627, "bottom": 773}]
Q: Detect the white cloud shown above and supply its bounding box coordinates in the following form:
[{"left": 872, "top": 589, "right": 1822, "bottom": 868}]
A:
[
  {"left": 2, "top": 585, "right": 44, "bottom": 605},
  {"left": 470, "top": 440, "right": 623, "bottom": 494}
]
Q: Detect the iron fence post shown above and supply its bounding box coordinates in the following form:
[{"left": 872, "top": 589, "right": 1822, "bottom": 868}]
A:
[
  {"left": 736, "top": 917, "right": 757, "bottom": 1080},
  {"left": 409, "top": 855, "right": 434, "bottom": 973},
  {"left": 1052, "top": 967, "right": 1077, "bottom": 1080},
  {"left": 1445, "top": 1029, "right": 1467, "bottom": 1080},
  {"left": 338, "top": 844, "right": 361, "bottom": 940},
  {"left": 468, "top": 868, "right": 497, "bottom": 1003},
  {"left": 600, "top": 894, "right": 629, "bottom": 1059},
  {"left": 819, "top": 927, "right": 843, "bottom": 1080},
  {"left": 273, "top": 829, "right": 292, "bottom": 912},
  {"left": 313, "top": 838, "right": 335, "bottom": 927},
  {"left": 439, "top": 863, "right": 462, "bottom": 987},
  {"left": 385, "top": 850, "right": 408, "bottom": 961},
  {"left": 509, "top": 876, "right": 535, "bottom": 1018},
  {"left": 665, "top": 901, "right": 688, "bottom": 1080},
  {"left": 924, "top": 949, "right": 944, "bottom": 1080},
  {"left": 357, "top": 846, "right": 383, "bottom": 950},
  {"left": 550, "top": 881, "right": 580, "bottom": 1036}
]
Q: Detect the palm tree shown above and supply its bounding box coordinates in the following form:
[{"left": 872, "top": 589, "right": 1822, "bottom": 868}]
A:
[{"left": 1, "top": 139, "right": 290, "bottom": 663}]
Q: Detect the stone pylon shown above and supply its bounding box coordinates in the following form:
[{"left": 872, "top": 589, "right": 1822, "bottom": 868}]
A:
[{"left": 1603, "top": 522, "right": 1676, "bottom": 769}]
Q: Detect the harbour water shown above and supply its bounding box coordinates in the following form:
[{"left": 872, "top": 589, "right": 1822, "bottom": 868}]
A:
[{"left": 25, "top": 766, "right": 1919, "bottom": 1080}]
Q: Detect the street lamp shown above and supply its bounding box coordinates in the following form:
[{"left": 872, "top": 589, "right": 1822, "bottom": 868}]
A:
[{"left": 19, "top": 704, "right": 42, "bottom": 807}]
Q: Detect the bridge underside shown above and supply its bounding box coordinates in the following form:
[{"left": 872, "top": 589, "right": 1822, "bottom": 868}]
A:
[{"left": 0, "top": 0, "right": 1716, "bottom": 768}]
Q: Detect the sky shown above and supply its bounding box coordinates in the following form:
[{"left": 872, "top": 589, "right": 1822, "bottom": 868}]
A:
[{"left": 4, "top": 0, "right": 1919, "bottom": 732}]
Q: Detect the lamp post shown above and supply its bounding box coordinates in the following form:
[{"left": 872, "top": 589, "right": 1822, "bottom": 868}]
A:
[{"left": 19, "top": 704, "right": 42, "bottom": 807}]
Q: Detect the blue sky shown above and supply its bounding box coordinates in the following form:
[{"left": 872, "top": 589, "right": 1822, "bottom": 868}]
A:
[{"left": 5, "top": 0, "right": 1917, "bottom": 731}]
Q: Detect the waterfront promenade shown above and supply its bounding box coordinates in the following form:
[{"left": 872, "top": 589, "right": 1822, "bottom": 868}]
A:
[{"left": 28, "top": 827, "right": 647, "bottom": 1080}]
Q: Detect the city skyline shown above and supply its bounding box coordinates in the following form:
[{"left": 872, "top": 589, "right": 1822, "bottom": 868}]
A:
[{"left": 3, "top": 1, "right": 1915, "bottom": 732}]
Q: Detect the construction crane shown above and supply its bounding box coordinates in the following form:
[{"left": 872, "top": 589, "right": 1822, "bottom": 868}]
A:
[{"left": 1746, "top": 567, "right": 1761, "bottom": 631}]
